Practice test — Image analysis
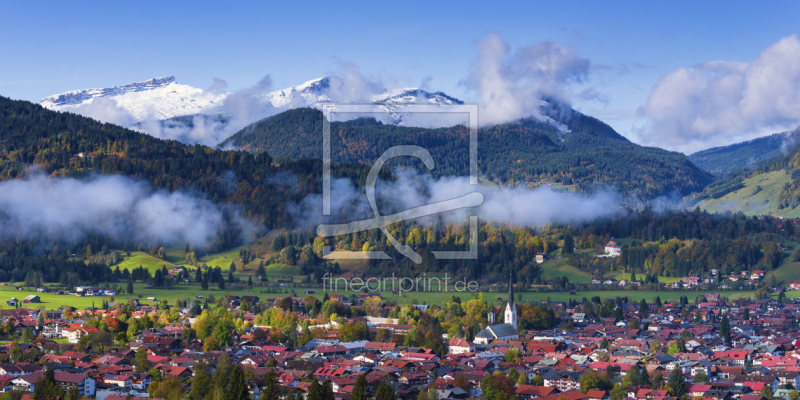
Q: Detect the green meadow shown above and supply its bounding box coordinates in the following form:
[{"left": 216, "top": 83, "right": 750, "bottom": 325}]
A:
[{"left": 0, "top": 281, "right": 759, "bottom": 311}]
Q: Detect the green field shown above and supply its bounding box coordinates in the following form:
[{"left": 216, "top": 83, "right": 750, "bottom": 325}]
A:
[
  {"left": 766, "top": 261, "right": 800, "bottom": 285},
  {"left": 0, "top": 280, "right": 760, "bottom": 310},
  {"left": 538, "top": 258, "right": 592, "bottom": 283},
  {"left": 116, "top": 252, "right": 177, "bottom": 272},
  {"left": 114, "top": 246, "right": 253, "bottom": 273},
  {"left": 696, "top": 170, "right": 800, "bottom": 217},
  {"left": 603, "top": 271, "right": 682, "bottom": 284},
  {"left": 199, "top": 246, "right": 249, "bottom": 270},
  {"left": 265, "top": 264, "right": 299, "bottom": 275}
]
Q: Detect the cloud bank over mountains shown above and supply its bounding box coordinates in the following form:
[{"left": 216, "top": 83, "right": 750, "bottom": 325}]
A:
[
  {"left": 38, "top": 33, "right": 800, "bottom": 154},
  {"left": 463, "top": 33, "right": 592, "bottom": 128},
  {"left": 39, "top": 34, "right": 600, "bottom": 145},
  {"left": 0, "top": 172, "right": 245, "bottom": 247},
  {"left": 638, "top": 34, "right": 800, "bottom": 154}
]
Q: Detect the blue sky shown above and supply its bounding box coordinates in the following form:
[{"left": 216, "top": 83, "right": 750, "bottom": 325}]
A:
[{"left": 2, "top": 1, "right": 800, "bottom": 152}]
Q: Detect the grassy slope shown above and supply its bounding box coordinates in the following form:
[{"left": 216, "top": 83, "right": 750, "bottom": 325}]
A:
[
  {"left": 199, "top": 247, "right": 248, "bottom": 270},
  {"left": 116, "top": 252, "right": 177, "bottom": 273},
  {"left": 265, "top": 264, "right": 299, "bottom": 275},
  {"left": 766, "top": 262, "right": 800, "bottom": 286},
  {"left": 116, "top": 247, "right": 252, "bottom": 273},
  {"left": 538, "top": 258, "right": 592, "bottom": 283},
  {"left": 696, "top": 170, "right": 800, "bottom": 217}
]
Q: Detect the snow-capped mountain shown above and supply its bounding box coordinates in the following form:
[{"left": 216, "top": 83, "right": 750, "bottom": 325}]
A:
[
  {"left": 41, "top": 76, "right": 462, "bottom": 122},
  {"left": 40, "top": 76, "right": 226, "bottom": 121},
  {"left": 258, "top": 76, "right": 463, "bottom": 108},
  {"left": 39, "top": 76, "right": 465, "bottom": 145}
]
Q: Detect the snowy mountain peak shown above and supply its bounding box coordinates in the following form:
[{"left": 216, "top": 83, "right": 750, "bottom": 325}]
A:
[
  {"left": 40, "top": 76, "right": 226, "bottom": 121},
  {"left": 39, "top": 75, "right": 468, "bottom": 145},
  {"left": 41, "top": 76, "right": 177, "bottom": 107},
  {"left": 260, "top": 76, "right": 463, "bottom": 108},
  {"left": 371, "top": 87, "right": 464, "bottom": 106}
]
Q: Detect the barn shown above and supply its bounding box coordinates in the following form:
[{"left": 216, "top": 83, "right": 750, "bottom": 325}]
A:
[{"left": 23, "top": 295, "right": 41, "bottom": 303}]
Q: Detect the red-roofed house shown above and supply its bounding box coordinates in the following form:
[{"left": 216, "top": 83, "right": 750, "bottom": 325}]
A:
[
  {"left": 448, "top": 338, "right": 475, "bottom": 354},
  {"left": 54, "top": 372, "right": 95, "bottom": 397}
]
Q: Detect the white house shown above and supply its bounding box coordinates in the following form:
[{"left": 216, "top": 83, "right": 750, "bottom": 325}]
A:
[
  {"left": 55, "top": 372, "right": 95, "bottom": 397},
  {"left": 604, "top": 241, "right": 622, "bottom": 257},
  {"left": 448, "top": 338, "right": 475, "bottom": 354}
]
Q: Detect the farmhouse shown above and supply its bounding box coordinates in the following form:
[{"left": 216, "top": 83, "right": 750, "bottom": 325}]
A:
[{"left": 604, "top": 241, "right": 621, "bottom": 257}]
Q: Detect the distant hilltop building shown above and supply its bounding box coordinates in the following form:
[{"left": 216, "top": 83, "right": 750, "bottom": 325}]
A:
[
  {"left": 604, "top": 241, "right": 622, "bottom": 257},
  {"left": 475, "top": 274, "right": 519, "bottom": 344}
]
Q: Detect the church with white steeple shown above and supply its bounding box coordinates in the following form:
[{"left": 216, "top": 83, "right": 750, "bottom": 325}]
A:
[
  {"left": 504, "top": 272, "right": 517, "bottom": 329},
  {"left": 474, "top": 273, "right": 519, "bottom": 344}
]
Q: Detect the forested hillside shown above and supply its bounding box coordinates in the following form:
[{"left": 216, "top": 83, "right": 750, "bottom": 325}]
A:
[
  {"left": 0, "top": 96, "right": 370, "bottom": 229},
  {"left": 221, "top": 108, "right": 714, "bottom": 199},
  {"left": 276, "top": 205, "right": 791, "bottom": 288},
  {"left": 692, "top": 137, "right": 800, "bottom": 215},
  {"left": 689, "top": 129, "right": 800, "bottom": 175}
]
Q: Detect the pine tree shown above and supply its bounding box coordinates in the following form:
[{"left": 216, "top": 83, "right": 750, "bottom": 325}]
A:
[
  {"left": 127, "top": 278, "right": 134, "bottom": 295},
  {"left": 352, "top": 374, "right": 368, "bottom": 400},
  {"left": 260, "top": 370, "right": 280, "bottom": 400},
  {"left": 628, "top": 365, "right": 640, "bottom": 386},
  {"left": 226, "top": 366, "right": 251, "bottom": 400},
  {"left": 639, "top": 299, "right": 648, "bottom": 317},
  {"left": 375, "top": 383, "right": 395, "bottom": 400},
  {"left": 10, "top": 344, "right": 22, "bottom": 362},
  {"left": 562, "top": 233, "right": 574, "bottom": 254},
  {"left": 322, "top": 381, "right": 335, "bottom": 400},
  {"left": 189, "top": 360, "right": 213, "bottom": 400},
  {"left": 667, "top": 366, "right": 686, "bottom": 398},
  {"left": 65, "top": 387, "right": 79, "bottom": 400},
  {"left": 721, "top": 313, "right": 731, "bottom": 345},
  {"left": 307, "top": 380, "right": 321, "bottom": 400},
  {"left": 761, "top": 384, "right": 774, "bottom": 400},
  {"left": 33, "top": 369, "right": 64, "bottom": 400}
]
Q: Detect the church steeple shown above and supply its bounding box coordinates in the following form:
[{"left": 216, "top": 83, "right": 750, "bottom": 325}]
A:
[
  {"left": 507, "top": 273, "right": 514, "bottom": 308},
  {"left": 504, "top": 273, "right": 517, "bottom": 329}
]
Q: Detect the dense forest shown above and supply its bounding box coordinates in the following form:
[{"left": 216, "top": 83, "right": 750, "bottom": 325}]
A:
[
  {"left": 0, "top": 96, "right": 388, "bottom": 243},
  {"left": 689, "top": 129, "right": 800, "bottom": 175},
  {"left": 221, "top": 108, "right": 714, "bottom": 199},
  {"left": 269, "top": 207, "right": 790, "bottom": 288}
]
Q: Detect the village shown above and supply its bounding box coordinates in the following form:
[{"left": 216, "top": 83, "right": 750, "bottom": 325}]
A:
[{"left": 0, "top": 273, "right": 797, "bottom": 400}]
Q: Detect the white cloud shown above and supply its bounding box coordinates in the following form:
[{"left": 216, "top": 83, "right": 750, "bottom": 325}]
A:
[
  {"left": 462, "top": 33, "right": 591, "bottom": 126},
  {"left": 0, "top": 172, "right": 244, "bottom": 247},
  {"left": 290, "top": 170, "right": 620, "bottom": 228},
  {"left": 638, "top": 34, "right": 800, "bottom": 153},
  {"left": 67, "top": 97, "right": 137, "bottom": 127}
]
